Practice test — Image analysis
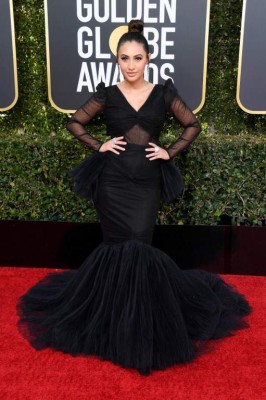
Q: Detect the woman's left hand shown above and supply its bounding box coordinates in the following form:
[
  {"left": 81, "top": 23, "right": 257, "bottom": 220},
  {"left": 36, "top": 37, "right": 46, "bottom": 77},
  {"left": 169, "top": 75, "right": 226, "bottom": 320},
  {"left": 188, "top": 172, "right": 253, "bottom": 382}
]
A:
[{"left": 145, "top": 142, "right": 170, "bottom": 161}]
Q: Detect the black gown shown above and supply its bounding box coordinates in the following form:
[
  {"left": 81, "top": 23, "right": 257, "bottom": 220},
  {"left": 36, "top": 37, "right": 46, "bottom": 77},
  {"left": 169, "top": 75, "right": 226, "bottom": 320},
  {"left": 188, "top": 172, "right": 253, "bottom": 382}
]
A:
[{"left": 16, "top": 79, "right": 251, "bottom": 375}]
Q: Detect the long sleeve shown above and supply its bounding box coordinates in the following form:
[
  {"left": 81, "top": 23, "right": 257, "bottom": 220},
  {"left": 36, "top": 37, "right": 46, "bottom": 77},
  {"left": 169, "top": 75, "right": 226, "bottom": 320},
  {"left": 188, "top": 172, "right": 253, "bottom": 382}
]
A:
[
  {"left": 163, "top": 79, "right": 201, "bottom": 159},
  {"left": 66, "top": 82, "right": 106, "bottom": 151}
]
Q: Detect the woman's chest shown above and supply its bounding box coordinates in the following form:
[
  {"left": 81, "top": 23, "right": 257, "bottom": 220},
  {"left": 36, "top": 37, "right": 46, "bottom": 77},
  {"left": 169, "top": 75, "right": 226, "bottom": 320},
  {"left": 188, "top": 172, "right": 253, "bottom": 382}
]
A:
[{"left": 104, "top": 87, "right": 166, "bottom": 119}]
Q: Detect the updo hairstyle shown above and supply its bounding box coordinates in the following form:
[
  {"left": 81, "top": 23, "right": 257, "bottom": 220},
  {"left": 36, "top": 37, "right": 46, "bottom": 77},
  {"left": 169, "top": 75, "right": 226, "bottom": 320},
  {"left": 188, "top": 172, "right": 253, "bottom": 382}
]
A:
[{"left": 116, "top": 19, "right": 150, "bottom": 57}]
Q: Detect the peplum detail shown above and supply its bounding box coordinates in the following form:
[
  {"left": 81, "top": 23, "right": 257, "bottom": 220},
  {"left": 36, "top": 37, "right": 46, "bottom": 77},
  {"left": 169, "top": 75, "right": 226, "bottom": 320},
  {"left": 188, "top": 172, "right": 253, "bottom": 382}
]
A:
[{"left": 70, "top": 151, "right": 184, "bottom": 204}]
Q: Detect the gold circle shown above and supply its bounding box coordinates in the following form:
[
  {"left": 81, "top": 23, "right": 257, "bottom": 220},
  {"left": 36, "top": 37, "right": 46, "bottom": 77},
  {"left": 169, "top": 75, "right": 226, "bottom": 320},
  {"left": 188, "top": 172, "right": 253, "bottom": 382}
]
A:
[{"left": 109, "top": 25, "right": 128, "bottom": 56}]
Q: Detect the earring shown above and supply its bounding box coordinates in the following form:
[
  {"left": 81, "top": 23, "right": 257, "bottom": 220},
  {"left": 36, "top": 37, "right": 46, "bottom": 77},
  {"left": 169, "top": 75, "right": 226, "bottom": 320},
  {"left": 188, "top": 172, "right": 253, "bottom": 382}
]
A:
[
  {"left": 145, "top": 63, "right": 150, "bottom": 81},
  {"left": 117, "top": 64, "right": 123, "bottom": 82}
]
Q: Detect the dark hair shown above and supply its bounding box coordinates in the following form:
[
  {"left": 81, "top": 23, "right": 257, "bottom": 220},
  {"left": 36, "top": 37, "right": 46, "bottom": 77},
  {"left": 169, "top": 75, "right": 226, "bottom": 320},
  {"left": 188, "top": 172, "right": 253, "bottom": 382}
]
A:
[{"left": 116, "top": 20, "right": 150, "bottom": 56}]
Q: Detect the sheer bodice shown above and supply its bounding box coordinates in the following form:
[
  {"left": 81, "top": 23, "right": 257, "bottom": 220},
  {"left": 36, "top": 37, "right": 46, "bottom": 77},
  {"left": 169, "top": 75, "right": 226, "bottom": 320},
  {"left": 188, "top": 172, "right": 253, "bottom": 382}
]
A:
[{"left": 66, "top": 79, "right": 201, "bottom": 159}]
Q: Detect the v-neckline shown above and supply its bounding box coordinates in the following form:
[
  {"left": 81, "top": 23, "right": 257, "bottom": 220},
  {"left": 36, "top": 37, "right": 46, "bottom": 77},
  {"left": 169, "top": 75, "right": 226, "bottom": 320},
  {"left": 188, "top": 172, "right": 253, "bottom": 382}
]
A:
[{"left": 115, "top": 84, "right": 157, "bottom": 113}]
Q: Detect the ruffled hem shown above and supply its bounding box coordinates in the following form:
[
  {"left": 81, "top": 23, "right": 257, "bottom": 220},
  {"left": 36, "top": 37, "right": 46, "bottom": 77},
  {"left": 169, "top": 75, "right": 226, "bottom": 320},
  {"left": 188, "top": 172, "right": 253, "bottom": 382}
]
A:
[
  {"left": 70, "top": 153, "right": 183, "bottom": 203},
  {"left": 70, "top": 152, "right": 106, "bottom": 201},
  {"left": 161, "top": 159, "right": 184, "bottom": 203},
  {"left": 17, "top": 240, "right": 251, "bottom": 375}
]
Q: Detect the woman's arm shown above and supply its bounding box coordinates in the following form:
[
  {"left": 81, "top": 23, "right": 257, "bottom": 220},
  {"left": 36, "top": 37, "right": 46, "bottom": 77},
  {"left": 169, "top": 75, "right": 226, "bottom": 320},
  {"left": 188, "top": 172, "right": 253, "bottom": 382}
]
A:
[
  {"left": 163, "top": 79, "right": 201, "bottom": 159},
  {"left": 166, "top": 96, "right": 201, "bottom": 159},
  {"left": 66, "top": 83, "right": 106, "bottom": 151}
]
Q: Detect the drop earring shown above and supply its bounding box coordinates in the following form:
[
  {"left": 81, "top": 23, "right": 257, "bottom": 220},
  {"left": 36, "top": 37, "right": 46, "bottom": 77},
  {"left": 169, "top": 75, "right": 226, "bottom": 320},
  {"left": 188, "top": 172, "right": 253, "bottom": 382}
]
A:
[
  {"left": 117, "top": 63, "right": 123, "bottom": 81},
  {"left": 145, "top": 63, "right": 150, "bottom": 81}
]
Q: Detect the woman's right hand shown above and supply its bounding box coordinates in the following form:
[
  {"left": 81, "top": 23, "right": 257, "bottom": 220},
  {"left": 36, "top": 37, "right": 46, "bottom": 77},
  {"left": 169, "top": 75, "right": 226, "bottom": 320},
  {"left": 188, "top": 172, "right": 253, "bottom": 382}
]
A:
[{"left": 99, "top": 136, "right": 127, "bottom": 154}]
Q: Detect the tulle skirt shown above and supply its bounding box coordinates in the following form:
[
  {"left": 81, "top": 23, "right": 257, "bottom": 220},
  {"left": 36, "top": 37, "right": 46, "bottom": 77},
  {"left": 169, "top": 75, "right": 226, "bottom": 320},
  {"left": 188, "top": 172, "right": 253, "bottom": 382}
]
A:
[{"left": 17, "top": 145, "right": 251, "bottom": 375}]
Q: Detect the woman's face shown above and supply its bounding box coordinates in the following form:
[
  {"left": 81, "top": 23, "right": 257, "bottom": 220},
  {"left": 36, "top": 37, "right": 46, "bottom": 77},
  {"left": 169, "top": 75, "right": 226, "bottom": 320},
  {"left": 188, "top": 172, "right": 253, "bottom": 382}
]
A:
[{"left": 117, "top": 41, "right": 150, "bottom": 83}]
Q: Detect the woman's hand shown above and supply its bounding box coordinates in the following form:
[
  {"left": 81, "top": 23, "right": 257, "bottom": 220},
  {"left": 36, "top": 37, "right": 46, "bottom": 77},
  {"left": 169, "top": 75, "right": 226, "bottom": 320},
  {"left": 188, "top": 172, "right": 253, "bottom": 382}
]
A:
[
  {"left": 99, "top": 136, "right": 127, "bottom": 154},
  {"left": 145, "top": 142, "right": 170, "bottom": 161}
]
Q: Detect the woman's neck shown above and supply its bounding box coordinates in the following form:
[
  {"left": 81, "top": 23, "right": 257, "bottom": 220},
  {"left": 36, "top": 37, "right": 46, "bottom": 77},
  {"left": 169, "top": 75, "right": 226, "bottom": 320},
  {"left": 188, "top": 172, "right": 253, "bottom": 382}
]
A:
[{"left": 120, "top": 78, "right": 149, "bottom": 91}]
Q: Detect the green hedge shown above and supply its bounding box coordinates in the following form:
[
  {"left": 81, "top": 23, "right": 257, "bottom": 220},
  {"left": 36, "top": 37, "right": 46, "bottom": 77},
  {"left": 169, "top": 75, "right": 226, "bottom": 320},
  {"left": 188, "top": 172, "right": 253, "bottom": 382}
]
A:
[{"left": 1, "top": 134, "right": 265, "bottom": 225}]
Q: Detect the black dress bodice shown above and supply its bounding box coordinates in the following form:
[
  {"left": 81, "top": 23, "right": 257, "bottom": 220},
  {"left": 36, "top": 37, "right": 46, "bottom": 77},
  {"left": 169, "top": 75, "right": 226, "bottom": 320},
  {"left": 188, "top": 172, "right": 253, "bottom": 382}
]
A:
[
  {"left": 101, "top": 84, "right": 166, "bottom": 142},
  {"left": 66, "top": 79, "right": 201, "bottom": 159}
]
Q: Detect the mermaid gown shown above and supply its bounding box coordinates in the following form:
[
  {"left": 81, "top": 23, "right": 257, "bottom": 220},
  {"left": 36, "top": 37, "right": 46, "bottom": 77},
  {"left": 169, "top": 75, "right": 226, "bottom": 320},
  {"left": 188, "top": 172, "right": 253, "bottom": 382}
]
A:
[{"left": 17, "top": 79, "right": 251, "bottom": 375}]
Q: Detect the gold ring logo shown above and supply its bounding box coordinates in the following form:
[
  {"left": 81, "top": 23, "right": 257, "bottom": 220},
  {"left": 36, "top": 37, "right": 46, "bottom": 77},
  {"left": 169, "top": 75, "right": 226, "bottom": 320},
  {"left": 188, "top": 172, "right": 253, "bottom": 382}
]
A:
[{"left": 109, "top": 25, "right": 128, "bottom": 56}]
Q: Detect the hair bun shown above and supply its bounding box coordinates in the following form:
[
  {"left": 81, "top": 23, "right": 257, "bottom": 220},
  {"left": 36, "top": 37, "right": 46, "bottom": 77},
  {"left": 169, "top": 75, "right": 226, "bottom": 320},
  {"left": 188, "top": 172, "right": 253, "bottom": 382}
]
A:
[{"left": 128, "top": 20, "right": 144, "bottom": 34}]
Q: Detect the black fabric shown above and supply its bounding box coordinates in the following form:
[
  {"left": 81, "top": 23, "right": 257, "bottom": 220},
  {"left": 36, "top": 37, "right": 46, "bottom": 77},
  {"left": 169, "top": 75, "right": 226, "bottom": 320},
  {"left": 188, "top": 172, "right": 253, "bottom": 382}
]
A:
[
  {"left": 68, "top": 79, "right": 191, "bottom": 203},
  {"left": 17, "top": 79, "right": 251, "bottom": 376},
  {"left": 66, "top": 79, "right": 201, "bottom": 158},
  {"left": 70, "top": 152, "right": 107, "bottom": 202},
  {"left": 17, "top": 241, "right": 251, "bottom": 375},
  {"left": 95, "top": 143, "right": 162, "bottom": 244},
  {"left": 70, "top": 151, "right": 183, "bottom": 204}
]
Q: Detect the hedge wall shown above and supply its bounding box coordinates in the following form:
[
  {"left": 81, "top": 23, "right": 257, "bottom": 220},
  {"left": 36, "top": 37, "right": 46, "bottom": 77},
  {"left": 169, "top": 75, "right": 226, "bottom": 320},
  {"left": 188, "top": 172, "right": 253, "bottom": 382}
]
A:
[
  {"left": 0, "top": 0, "right": 265, "bottom": 225},
  {"left": 1, "top": 134, "right": 265, "bottom": 225}
]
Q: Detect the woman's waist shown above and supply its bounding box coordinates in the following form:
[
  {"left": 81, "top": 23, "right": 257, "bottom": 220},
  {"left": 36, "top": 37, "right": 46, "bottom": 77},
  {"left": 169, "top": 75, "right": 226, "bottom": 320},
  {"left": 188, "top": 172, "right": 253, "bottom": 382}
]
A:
[
  {"left": 116, "top": 142, "right": 150, "bottom": 150},
  {"left": 106, "top": 143, "right": 160, "bottom": 163},
  {"left": 103, "top": 145, "right": 161, "bottom": 179}
]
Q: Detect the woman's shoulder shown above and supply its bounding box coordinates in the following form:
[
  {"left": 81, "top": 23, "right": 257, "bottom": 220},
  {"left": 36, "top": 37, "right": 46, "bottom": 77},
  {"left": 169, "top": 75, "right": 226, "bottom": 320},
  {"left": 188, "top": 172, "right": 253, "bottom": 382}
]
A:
[
  {"left": 161, "top": 78, "right": 178, "bottom": 93},
  {"left": 95, "top": 81, "right": 119, "bottom": 97},
  {"left": 92, "top": 82, "right": 109, "bottom": 104},
  {"left": 96, "top": 81, "right": 118, "bottom": 90},
  {"left": 158, "top": 79, "right": 179, "bottom": 111},
  {"left": 151, "top": 79, "right": 179, "bottom": 99},
  {"left": 95, "top": 81, "right": 107, "bottom": 93},
  {"left": 94, "top": 79, "right": 178, "bottom": 99},
  {"left": 96, "top": 79, "right": 176, "bottom": 88},
  {"left": 161, "top": 78, "right": 179, "bottom": 100}
]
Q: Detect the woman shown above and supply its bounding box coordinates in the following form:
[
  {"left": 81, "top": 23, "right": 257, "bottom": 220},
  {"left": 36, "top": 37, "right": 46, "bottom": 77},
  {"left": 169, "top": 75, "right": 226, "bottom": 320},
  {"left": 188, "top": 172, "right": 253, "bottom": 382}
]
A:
[{"left": 17, "top": 20, "right": 251, "bottom": 376}]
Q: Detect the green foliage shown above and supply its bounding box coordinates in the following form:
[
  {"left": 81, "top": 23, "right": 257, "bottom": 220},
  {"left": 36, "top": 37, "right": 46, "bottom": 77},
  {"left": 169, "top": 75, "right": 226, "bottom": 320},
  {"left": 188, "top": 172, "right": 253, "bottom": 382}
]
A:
[
  {"left": 0, "top": 0, "right": 66, "bottom": 139},
  {"left": 198, "top": 0, "right": 266, "bottom": 133},
  {"left": 0, "top": 1, "right": 265, "bottom": 225},
  {"left": 159, "top": 135, "right": 265, "bottom": 226},
  {"left": 0, "top": 136, "right": 98, "bottom": 222},
  {"left": 1, "top": 135, "right": 265, "bottom": 226}
]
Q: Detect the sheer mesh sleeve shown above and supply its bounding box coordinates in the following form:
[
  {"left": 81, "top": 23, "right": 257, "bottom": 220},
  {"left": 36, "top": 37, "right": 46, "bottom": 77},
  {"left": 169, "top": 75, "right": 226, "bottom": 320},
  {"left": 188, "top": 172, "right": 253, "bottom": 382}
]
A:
[
  {"left": 164, "top": 79, "right": 201, "bottom": 159},
  {"left": 66, "top": 82, "right": 106, "bottom": 151}
]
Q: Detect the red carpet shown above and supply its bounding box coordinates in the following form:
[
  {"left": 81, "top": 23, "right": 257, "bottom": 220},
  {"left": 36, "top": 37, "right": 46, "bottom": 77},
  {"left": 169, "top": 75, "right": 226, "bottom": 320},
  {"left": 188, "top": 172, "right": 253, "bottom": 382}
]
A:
[{"left": 0, "top": 267, "right": 265, "bottom": 400}]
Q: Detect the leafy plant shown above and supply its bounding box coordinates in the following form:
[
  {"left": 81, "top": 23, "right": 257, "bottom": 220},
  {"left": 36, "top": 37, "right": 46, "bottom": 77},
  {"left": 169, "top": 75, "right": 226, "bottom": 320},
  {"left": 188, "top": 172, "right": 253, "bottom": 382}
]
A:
[{"left": 1, "top": 135, "right": 265, "bottom": 225}]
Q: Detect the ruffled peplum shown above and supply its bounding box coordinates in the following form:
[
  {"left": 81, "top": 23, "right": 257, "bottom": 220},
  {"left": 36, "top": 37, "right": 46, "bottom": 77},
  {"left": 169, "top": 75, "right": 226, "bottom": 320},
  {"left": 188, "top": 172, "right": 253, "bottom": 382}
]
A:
[
  {"left": 70, "top": 152, "right": 106, "bottom": 201},
  {"left": 161, "top": 159, "right": 184, "bottom": 203},
  {"left": 70, "top": 152, "right": 183, "bottom": 204}
]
